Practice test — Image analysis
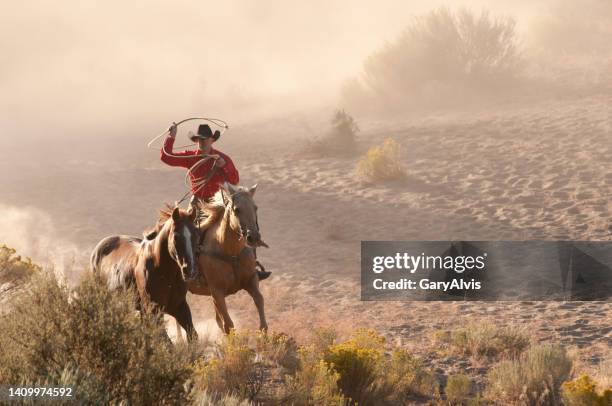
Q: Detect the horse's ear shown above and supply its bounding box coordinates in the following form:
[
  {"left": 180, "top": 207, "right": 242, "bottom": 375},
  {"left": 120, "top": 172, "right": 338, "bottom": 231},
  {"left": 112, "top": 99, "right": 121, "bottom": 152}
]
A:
[
  {"left": 249, "top": 184, "right": 257, "bottom": 197},
  {"left": 219, "top": 182, "right": 229, "bottom": 194},
  {"left": 219, "top": 183, "right": 231, "bottom": 205},
  {"left": 171, "top": 206, "right": 180, "bottom": 222},
  {"left": 227, "top": 183, "right": 238, "bottom": 195},
  {"left": 188, "top": 207, "right": 198, "bottom": 222}
]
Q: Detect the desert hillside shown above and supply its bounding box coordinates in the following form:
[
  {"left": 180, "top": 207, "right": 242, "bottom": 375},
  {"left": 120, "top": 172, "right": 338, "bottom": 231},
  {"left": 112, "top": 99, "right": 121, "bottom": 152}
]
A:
[{"left": 1, "top": 95, "right": 611, "bottom": 403}]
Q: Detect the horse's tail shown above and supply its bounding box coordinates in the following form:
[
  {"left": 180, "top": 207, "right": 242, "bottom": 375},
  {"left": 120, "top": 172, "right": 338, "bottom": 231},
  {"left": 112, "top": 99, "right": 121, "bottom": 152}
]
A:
[
  {"left": 90, "top": 236, "right": 121, "bottom": 274},
  {"left": 90, "top": 241, "right": 102, "bottom": 274}
]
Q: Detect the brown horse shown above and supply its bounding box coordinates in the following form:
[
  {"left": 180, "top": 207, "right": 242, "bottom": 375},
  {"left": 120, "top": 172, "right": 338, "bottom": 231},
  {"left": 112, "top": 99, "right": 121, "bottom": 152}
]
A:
[
  {"left": 90, "top": 207, "right": 200, "bottom": 341},
  {"left": 180, "top": 183, "right": 268, "bottom": 336}
]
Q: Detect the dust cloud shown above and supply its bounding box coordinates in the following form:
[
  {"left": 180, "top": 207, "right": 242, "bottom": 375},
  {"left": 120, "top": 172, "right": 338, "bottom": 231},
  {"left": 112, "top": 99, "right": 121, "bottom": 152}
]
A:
[{"left": 1, "top": 1, "right": 610, "bottom": 275}]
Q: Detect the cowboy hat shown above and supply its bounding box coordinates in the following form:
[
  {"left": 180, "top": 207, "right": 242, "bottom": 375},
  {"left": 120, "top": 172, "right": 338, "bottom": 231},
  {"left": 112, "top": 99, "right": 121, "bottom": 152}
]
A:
[{"left": 188, "top": 124, "right": 221, "bottom": 142}]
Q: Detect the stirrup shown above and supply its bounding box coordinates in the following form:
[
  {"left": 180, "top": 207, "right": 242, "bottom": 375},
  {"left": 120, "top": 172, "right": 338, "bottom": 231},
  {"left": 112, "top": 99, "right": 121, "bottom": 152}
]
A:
[{"left": 256, "top": 260, "right": 271, "bottom": 281}]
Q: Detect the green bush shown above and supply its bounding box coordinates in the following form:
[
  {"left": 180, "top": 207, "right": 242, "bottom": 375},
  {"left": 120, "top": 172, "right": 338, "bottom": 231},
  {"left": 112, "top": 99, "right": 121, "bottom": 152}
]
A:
[
  {"left": 386, "top": 348, "right": 439, "bottom": 403},
  {"left": 305, "top": 109, "right": 360, "bottom": 156},
  {"left": 435, "top": 322, "right": 530, "bottom": 361},
  {"left": 356, "top": 138, "right": 406, "bottom": 182},
  {"left": 446, "top": 373, "right": 472, "bottom": 404},
  {"left": 0, "top": 271, "right": 194, "bottom": 404},
  {"left": 330, "top": 109, "right": 359, "bottom": 147},
  {"left": 487, "top": 344, "right": 572, "bottom": 405}
]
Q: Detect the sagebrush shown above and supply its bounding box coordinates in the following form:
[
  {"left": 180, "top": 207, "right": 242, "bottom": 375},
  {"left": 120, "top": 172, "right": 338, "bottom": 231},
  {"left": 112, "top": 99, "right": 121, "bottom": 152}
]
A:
[
  {"left": 356, "top": 138, "right": 406, "bottom": 182},
  {"left": 486, "top": 344, "right": 573, "bottom": 405},
  {"left": 0, "top": 271, "right": 195, "bottom": 404}
]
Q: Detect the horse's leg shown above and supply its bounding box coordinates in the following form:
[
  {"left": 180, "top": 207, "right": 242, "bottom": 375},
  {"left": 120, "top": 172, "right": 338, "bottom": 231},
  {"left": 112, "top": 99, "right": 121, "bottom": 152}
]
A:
[
  {"left": 172, "top": 301, "right": 198, "bottom": 342},
  {"left": 246, "top": 277, "right": 268, "bottom": 332},
  {"left": 214, "top": 309, "right": 224, "bottom": 331},
  {"left": 175, "top": 319, "right": 184, "bottom": 342},
  {"left": 211, "top": 289, "right": 234, "bottom": 334}
]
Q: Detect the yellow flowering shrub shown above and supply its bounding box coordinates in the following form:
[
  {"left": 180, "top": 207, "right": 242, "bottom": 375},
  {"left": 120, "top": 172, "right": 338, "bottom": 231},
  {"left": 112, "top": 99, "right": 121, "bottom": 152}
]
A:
[
  {"left": 562, "top": 374, "right": 612, "bottom": 406},
  {"left": 357, "top": 138, "right": 406, "bottom": 181}
]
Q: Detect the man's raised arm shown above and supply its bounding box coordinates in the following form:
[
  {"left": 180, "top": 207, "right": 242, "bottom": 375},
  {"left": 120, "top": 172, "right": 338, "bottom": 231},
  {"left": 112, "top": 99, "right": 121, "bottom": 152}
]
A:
[{"left": 160, "top": 124, "right": 192, "bottom": 167}]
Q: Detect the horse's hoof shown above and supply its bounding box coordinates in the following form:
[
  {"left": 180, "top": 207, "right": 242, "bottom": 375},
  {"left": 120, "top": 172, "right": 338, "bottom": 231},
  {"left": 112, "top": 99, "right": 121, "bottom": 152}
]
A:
[{"left": 257, "top": 270, "right": 272, "bottom": 281}]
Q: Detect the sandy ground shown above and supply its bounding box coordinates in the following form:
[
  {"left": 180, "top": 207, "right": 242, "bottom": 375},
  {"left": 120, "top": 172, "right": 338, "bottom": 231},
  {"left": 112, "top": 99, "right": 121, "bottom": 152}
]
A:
[{"left": 1, "top": 94, "right": 611, "bottom": 385}]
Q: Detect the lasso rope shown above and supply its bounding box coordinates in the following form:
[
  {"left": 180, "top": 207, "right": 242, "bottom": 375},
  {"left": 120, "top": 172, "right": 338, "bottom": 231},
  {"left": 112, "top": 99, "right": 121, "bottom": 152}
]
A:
[
  {"left": 146, "top": 117, "right": 229, "bottom": 149},
  {"left": 148, "top": 117, "right": 229, "bottom": 206}
]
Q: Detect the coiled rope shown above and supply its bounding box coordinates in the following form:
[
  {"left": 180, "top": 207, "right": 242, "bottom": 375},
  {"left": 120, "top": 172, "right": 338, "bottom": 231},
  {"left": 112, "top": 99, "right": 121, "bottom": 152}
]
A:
[{"left": 147, "top": 117, "right": 229, "bottom": 205}]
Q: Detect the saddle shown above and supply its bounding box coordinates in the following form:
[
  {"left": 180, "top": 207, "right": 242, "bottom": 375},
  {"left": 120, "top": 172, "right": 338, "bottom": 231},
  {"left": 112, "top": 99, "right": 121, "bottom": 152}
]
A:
[{"left": 189, "top": 192, "right": 270, "bottom": 282}]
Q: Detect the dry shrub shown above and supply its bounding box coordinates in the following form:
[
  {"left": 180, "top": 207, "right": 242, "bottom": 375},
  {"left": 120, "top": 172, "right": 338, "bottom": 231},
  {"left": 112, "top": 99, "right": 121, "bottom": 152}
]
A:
[
  {"left": 0, "top": 271, "right": 194, "bottom": 404},
  {"left": 305, "top": 109, "right": 359, "bottom": 156},
  {"left": 486, "top": 344, "right": 572, "bottom": 405},
  {"left": 0, "top": 244, "right": 41, "bottom": 285},
  {"left": 255, "top": 330, "right": 299, "bottom": 373},
  {"left": 310, "top": 326, "right": 338, "bottom": 357},
  {"left": 385, "top": 348, "right": 439, "bottom": 403},
  {"left": 192, "top": 330, "right": 264, "bottom": 401},
  {"left": 595, "top": 353, "right": 612, "bottom": 390},
  {"left": 191, "top": 390, "right": 252, "bottom": 406},
  {"left": 445, "top": 373, "right": 472, "bottom": 404},
  {"left": 356, "top": 138, "right": 406, "bottom": 182},
  {"left": 435, "top": 322, "right": 530, "bottom": 361},
  {"left": 561, "top": 374, "right": 612, "bottom": 406},
  {"left": 344, "top": 7, "right": 524, "bottom": 111}
]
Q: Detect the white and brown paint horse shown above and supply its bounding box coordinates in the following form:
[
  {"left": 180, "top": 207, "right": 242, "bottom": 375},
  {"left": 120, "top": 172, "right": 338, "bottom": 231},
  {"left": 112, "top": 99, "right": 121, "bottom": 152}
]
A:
[
  {"left": 91, "top": 207, "right": 200, "bottom": 341},
  {"left": 179, "top": 183, "right": 269, "bottom": 336}
]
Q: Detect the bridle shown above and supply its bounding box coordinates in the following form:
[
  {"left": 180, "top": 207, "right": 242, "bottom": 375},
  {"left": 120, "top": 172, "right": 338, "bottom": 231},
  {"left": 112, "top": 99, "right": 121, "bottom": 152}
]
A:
[{"left": 199, "top": 191, "right": 261, "bottom": 275}]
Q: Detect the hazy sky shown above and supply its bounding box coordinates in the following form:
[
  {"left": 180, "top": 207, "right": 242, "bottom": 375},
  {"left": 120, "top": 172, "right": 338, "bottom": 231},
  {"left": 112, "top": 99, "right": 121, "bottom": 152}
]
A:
[{"left": 0, "top": 1, "right": 552, "bottom": 138}]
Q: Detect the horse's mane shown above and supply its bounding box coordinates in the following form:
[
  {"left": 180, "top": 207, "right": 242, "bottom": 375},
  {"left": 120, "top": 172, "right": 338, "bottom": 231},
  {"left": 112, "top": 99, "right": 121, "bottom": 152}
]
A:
[
  {"left": 197, "top": 191, "right": 226, "bottom": 231},
  {"left": 150, "top": 198, "right": 223, "bottom": 236},
  {"left": 196, "top": 185, "right": 252, "bottom": 231},
  {"left": 158, "top": 204, "right": 175, "bottom": 225},
  {"left": 149, "top": 185, "right": 252, "bottom": 237},
  {"left": 141, "top": 204, "right": 175, "bottom": 240}
]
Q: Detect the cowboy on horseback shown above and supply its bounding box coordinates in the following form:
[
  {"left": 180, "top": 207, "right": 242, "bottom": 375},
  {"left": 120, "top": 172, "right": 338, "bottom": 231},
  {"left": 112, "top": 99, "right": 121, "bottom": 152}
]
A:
[
  {"left": 161, "top": 123, "right": 238, "bottom": 204},
  {"left": 160, "top": 123, "right": 271, "bottom": 281}
]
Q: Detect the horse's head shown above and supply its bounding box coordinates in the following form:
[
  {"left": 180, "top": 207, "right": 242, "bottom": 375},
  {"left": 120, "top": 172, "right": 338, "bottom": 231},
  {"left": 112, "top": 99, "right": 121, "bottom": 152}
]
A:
[
  {"left": 220, "top": 183, "right": 266, "bottom": 248},
  {"left": 167, "top": 206, "right": 200, "bottom": 280}
]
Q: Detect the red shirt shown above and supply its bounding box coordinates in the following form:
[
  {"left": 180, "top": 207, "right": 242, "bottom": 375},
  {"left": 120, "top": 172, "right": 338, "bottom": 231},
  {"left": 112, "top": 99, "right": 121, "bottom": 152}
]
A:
[{"left": 160, "top": 136, "right": 239, "bottom": 199}]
